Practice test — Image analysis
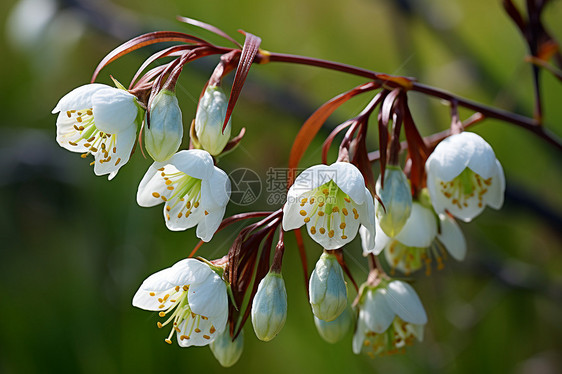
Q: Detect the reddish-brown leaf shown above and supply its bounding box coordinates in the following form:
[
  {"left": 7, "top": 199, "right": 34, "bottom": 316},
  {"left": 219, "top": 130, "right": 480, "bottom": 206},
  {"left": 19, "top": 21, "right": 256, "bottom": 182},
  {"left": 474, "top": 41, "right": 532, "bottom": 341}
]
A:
[
  {"left": 91, "top": 31, "right": 210, "bottom": 82},
  {"left": 176, "top": 16, "right": 242, "bottom": 48},
  {"left": 223, "top": 32, "right": 261, "bottom": 132}
]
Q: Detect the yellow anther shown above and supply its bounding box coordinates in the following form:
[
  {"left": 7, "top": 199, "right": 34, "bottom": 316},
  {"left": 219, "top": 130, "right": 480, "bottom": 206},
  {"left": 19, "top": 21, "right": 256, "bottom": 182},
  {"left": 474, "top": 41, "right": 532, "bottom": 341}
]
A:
[
  {"left": 161, "top": 196, "right": 168, "bottom": 202},
  {"left": 318, "top": 211, "right": 325, "bottom": 217},
  {"left": 301, "top": 198, "right": 308, "bottom": 204},
  {"left": 77, "top": 117, "right": 82, "bottom": 123},
  {"left": 318, "top": 202, "right": 325, "bottom": 207},
  {"left": 165, "top": 180, "right": 172, "bottom": 185},
  {"left": 86, "top": 110, "right": 93, "bottom": 115},
  {"left": 344, "top": 197, "right": 351, "bottom": 203},
  {"left": 167, "top": 186, "right": 174, "bottom": 190},
  {"left": 177, "top": 212, "right": 183, "bottom": 218},
  {"left": 69, "top": 141, "right": 78, "bottom": 146},
  {"left": 332, "top": 206, "right": 339, "bottom": 213},
  {"left": 158, "top": 304, "right": 165, "bottom": 309},
  {"left": 183, "top": 285, "right": 189, "bottom": 291},
  {"left": 158, "top": 167, "right": 165, "bottom": 171},
  {"left": 84, "top": 143, "right": 91, "bottom": 148},
  {"left": 165, "top": 339, "right": 172, "bottom": 345},
  {"left": 163, "top": 294, "right": 169, "bottom": 301},
  {"left": 310, "top": 226, "right": 317, "bottom": 234},
  {"left": 87, "top": 137, "right": 95, "bottom": 142},
  {"left": 204, "top": 210, "right": 209, "bottom": 215},
  {"left": 210, "top": 326, "right": 216, "bottom": 334},
  {"left": 328, "top": 230, "right": 334, "bottom": 238},
  {"left": 158, "top": 298, "right": 163, "bottom": 303},
  {"left": 341, "top": 235, "right": 347, "bottom": 239},
  {"left": 152, "top": 192, "right": 160, "bottom": 198},
  {"left": 115, "top": 158, "right": 121, "bottom": 165},
  {"left": 66, "top": 111, "right": 72, "bottom": 117},
  {"left": 149, "top": 292, "right": 156, "bottom": 296},
  {"left": 112, "top": 147, "right": 117, "bottom": 153},
  {"left": 186, "top": 201, "right": 191, "bottom": 209},
  {"left": 322, "top": 188, "right": 329, "bottom": 195},
  {"left": 157, "top": 322, "right": 163, "bottom": 328},
  {"left": 174, "top": 327, "right": 181, "bottom": 333},
  {"left": 81, "top": 153, "right": 88, "bottom": 159},
  {"left": 304, "top": 217, "right": 310, "bottom": 223},
  {"left": 203, "top": 335, "right": 211, "bottom": 340},
  {"left": 89, "top": 161, "right": 95, "bottom": 166},
  {"left": 342, "top": 208, "right": 348, "bottom": 216},
  {"left": 309, "top": 197, "right": 315, "bottom": 204},
  {"left": 166, "top": 206, "right": 171, "bottom": 212},
  {"left": 340, "top": 223, "right": 346, "bottom": 229},
  {"left": 73, "top": 125, "right": 80, "bottom": 131},
  {"left": 159, "top": 312, "right": 166, "bottom": 317},
  {"left": 185, "top": 212, "right": 191, "bottom": 218},
  {"left": 194, "top": 202, "right": 199, "bottom": 208},
  {"left": 300, "top": 210, "right": 307, "bottom": 216},
  {"left": 194, "top": 328, "right": 201, "bottom": 333},
  {"left": 166, "top": 213, "right": 170, "bottom": 221},
  {"left": 319, "top": 228, "right": 326, "bottom": 235}
]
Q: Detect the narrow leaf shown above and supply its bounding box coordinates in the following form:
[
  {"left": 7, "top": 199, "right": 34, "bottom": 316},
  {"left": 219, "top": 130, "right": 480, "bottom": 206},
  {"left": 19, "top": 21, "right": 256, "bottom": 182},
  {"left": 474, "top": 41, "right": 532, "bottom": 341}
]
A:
[
  {"left": 177, "top": 16, "right": 242, "bottom": 48},
  {"left": 223, "top": 32, "right": 262, "bottom": 132},
  {"left": 91, "top": 31, "right": 209, "bottom": 82}
]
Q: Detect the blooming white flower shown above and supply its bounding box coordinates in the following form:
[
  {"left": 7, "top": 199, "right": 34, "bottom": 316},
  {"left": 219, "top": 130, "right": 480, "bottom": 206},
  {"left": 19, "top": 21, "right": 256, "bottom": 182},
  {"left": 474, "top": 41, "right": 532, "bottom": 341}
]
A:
[
  {"left": 375, "top": 166, "right": 412, "bottom": 238},
  {"left": 283, "top": 162, "right": 375, "bottom": 250},
  {"left": 210, "top": 329, "right": 244, "bottom": 368},
  {"left": 52, "top": 83, "right": 141, "bottom": 180},
  {"left": 353, "top": 280, "right": 427, "bottom": 357},
  {"left": 309, "top": 252, "right": 347, "bottom": 321},
  {"left": 360, "top": 202, "right": 466, "bottom": 275},
  {"left": 251, "top": 272, "right": 287, "bottom": 342},
  {"left": 145, "top": 89, "right": 184, "bottom": 162},
  {"left": 132, "top": 258, "right": 228, "bottom": 347},
  {"left": 137, "top": 149, "right": 230, "bottom": 242},
  {"left": 194, "top": 85, "right": 231, "bottom": 156},
  {"left": 426, "top": 132, "right": 505, "bottom": 222},
  {"left": 314, "top": 307, "right": 353, "bottom": 344}
]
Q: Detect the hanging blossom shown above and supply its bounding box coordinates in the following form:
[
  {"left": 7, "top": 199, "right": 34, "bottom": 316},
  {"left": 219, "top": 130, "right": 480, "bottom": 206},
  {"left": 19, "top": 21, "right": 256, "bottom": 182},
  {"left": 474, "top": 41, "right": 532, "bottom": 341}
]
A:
[
  {"left": 132, "top": 258, "right": 228, "bottom": 347},
  {"left": 360, "top": 201, "right": 466, "bottom": 275},
  {"left": 425, "top": 132, "right": 505, "bottom": 222},
  {"left": 137, "top": 149, "right": 230, "bottom": 242},
  {"left": 283, "top": 162, "right": 376, "bottom": 250},
  {"left": 52, "top": 83, "right": 142, "bottom": 180},
  {"left": 353, "top": 280, "right": 427, "bottom": 357}
]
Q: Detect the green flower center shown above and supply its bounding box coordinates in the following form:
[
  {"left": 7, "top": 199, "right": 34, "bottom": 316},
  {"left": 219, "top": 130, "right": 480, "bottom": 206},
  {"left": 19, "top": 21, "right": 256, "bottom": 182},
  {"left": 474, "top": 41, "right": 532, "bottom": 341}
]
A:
[
  {"left": 362, "top": 317, "right": 419, "bottom": 358},
  {"left": 439, "top": 168, "right": 492, "bottom": 209}
]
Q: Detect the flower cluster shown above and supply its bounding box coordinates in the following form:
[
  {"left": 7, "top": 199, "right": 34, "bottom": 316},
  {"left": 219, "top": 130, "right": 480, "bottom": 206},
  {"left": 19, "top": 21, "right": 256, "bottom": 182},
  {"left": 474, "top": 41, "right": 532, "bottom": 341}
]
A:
[{"left": 50, "top": 18, "right": 516, "bottom": 367}]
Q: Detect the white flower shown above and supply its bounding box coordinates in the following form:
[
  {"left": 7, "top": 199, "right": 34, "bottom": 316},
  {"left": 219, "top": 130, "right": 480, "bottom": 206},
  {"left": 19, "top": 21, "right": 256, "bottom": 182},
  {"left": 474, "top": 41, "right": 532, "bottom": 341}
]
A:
[
  {"left": 375, "top": 166, "right": 412, "bottom": 238},
  {"left": 132, "top": 258, "right": 228, "bottom": 347},
  {"left": 309, "top": 252, "right": 347, "bottom": 321},
  {"left": 360, "top": 202, "right": 466, "bottom": 275},
  {"left": 136, "top": 149, "right": 231, "bottom": 242},
  {"left": 353, "top": 280, "right": 427, "bottom": 357},
  {"left": 194, "top": 85, "right": 231, "bottom": 156},
  {"left": 145, "top": 89, "right": 184, "bottom": 162},
  {"left": 52, "top": 83, "right": 141, "bottom": 180},
  {"left": 425, "top": 132, "right": 505, "bottom": 222},
  {"left": 282, "top": 162, "right": 375, "bottom": 250},
  {"left": 251, "top": 272, "right": 287, "bottom": 342},
  {"left": 314, "top": 307, "right": 353, "bottom": 344},
  {"left": 210, "top": 329, "right": 244, "bottom": 368}
]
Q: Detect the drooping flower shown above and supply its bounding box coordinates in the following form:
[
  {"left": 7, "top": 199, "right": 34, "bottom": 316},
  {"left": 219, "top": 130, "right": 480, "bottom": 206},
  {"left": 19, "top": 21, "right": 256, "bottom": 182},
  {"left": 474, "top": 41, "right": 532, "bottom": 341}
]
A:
[
  {"left": 283, "top": 162, "right": 376, "bottom": 250},
  {"left": 132, "top": 258, "right": 228, "bottom": 347},
  {"left": 360, "top": 202, "right": 466, "bottom": 275},
  {"left": 194, "top": 85, "right": 231, "bottom": 156},
  {"left": 314, "top": 307, "right": 353, "bottom": 344},
  {"left": 375, "top": 166, "right": 413, "bottom": 238},
  {"left": 309, "top": 251, "right": 347, "bottom": 322},
  {"left": 136, "top": 149, "right": 230, "bottom": 242},
  {"left": 210, "top": 329, "right": 244, "bottom": 368},
  {"left": 425, "top": 132, "right": 505, "bottom": 222},
  {"left": 353, "top": 280, "right": 427, "bottom": 357},
  {"left": 52, "top": 83, "right": 142, "bottom": 180},
  {"left": 251, "top": 271, "right": 287, "bottom": 342},
  {"left": 145, "top": 89, "right": 184, "bottom": 162}
]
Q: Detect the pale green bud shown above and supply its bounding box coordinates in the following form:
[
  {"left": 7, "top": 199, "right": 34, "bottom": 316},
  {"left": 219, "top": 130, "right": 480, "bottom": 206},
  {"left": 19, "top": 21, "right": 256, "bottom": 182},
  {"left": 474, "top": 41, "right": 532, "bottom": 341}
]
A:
[
  {"left": 309, "top": 252, "right": 347, "bottom": 321},
  {"left": 251, "top": 272, "right": 287, "bottom": 341},
  {"left": 376, "top": 166, "right": 413, "bottom": 237},
  {"left": 194, "top": 85, "right": 231, "bottom": 156},
  {"left": 210, "top": 329, "right": 244, "bottom": 368},
  {"left": 314, "top": 307, "right": 353, "bottom": 344},
  {"left": 145, "top": 89, "right": 183, "bottom": 162}
]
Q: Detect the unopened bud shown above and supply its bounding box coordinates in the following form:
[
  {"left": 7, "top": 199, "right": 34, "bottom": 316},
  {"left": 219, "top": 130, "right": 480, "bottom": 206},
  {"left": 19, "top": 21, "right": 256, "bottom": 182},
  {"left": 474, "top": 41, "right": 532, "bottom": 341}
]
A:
[
  {"left": 376, "top": 166, "right": 413, "bottom": 237},
  {"left": 145, "top": 89, "right": 183, "bottom": 162},
  {"left": 309, "top": 252, "right": 347, "bottom": 321},
  {"left": 251, "top": 271, "right": 287, "bottom": 341},
  {"left": 210, "top": 329, "right": 244, "bottom": 368},
  {"left": 314, "top": 307, "right": 353, "bottom": 344},
  {"left": 194, "top": 85, "right": 231, "bottom": 156}
]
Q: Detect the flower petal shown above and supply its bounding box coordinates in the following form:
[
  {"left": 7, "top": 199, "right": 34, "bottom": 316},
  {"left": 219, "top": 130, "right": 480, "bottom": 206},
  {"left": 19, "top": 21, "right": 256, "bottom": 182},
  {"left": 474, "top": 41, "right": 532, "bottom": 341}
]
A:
[
  {"left": 426, "top": 134, "right": 471, "bottom": 182},
  {"left": 91, "top": 87, "right": 138, "bottom": 133},
  {"left": 385, "top": 281, "right": 427, "bottom": 325},
  {"left": 352, "top": 314, "right": 368, "bottom": 355},
  {"left": 363, "top": 288, "right": 395, "bottom": 333},
  {"left": 52, "top": 83, "right": 108, "bottom": 113},
  {"left": 170, "top": 149, "right": 216, "bottom": 180},
  {"left": 189, "top": 273, "right": 228, "bottom": 318},
  {"left": 437, "top": 214, "right": 466, "bottom": 261},
  {"left": 464, "top": 132, "right": 497, "bottom": 179},
  {"left": 331, "top": 162, "right": 366, "bottom": 203},
  {"left": 195, "top": 207, "right": 226, "bottom": 242},
  {"left": 485, "top": 160, "right": 505, "bottom": 209},
  {"left": 395, "top": 202, "right": 437, "bottom": 248},
  {"left": 291, "top": 164, "right": 331, "bottom": 195},
  {"left": 55, "top": 112, "right": 90, "bottom": 153},
  {"left": 204, "top": 167, "right": 231, "bottom": 208},
  {"left": 358, "top": 188, "right": 376, "bottom": 246},
  {"left": 93, "top": 124, "right": 136, "bottom": 180}
]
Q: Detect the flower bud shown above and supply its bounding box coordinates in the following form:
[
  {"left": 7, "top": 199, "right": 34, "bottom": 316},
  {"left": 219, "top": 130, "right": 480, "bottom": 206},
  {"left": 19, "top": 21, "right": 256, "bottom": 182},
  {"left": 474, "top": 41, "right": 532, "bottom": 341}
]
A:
[
  {"left": 210, "top": 329, "right": 244, "bottom": 368},
  {"left": 314, "top": 307, "right": 353, "bottom": 344},
  {"left": 376, "top": 166, "right": 413, "bottom": 237},
  {"left": 251, "top": 271, "right": 287, "bottom": 342},
  {"left": 145, "top": 89, "right": 183, "bottom": 162},
  {"left": 194, "top": 85, "right": 231, "bottom": 156},
  {"left": 309, "top": 252, "right": 347, "bottom": 321}
]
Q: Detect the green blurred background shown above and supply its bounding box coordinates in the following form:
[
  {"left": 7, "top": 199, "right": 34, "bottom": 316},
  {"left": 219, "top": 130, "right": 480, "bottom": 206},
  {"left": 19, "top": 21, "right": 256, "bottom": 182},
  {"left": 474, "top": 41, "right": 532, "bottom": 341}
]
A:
[{"left": 1, "top": 0, "right": 561, "bottom": 373}]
